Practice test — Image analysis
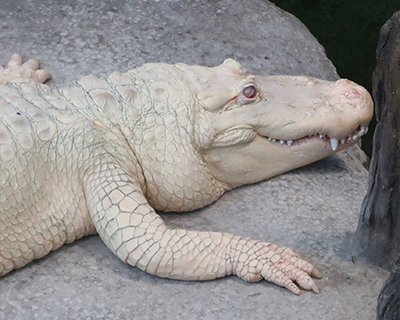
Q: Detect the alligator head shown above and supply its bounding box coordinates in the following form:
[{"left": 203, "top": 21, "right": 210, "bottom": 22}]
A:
[{"left": 177, "top": 60, "right": 373, "bottom": 188}]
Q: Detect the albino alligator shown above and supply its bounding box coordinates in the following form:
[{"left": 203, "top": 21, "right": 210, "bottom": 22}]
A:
[{"left": 0, "top": 54, "right": 373, "bottom": 294}]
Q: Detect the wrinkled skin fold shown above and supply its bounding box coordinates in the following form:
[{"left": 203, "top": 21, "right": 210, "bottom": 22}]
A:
[{"left": 0, "top": 54, "right": 373, "bottom": 294}]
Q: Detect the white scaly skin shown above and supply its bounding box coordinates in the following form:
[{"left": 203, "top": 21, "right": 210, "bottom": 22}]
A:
[{"left": 0, "top": 54, "right": 373, "bottom": 294}]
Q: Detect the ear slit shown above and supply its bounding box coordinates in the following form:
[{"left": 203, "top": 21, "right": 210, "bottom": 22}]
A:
[{"left": 220, "top": 95, "right": 239, "bottom": 113}]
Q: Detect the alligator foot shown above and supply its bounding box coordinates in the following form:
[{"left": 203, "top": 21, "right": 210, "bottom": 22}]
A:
[
  {"left": 0, "top": 53, "right": 51, "bottom": 85},
  {"left": 231, "top": 239, "right": 322, "bottom": 294}
]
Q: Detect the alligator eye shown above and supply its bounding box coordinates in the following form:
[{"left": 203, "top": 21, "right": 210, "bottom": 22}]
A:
[{"left": 242, "top": 85, "right": 258, "bottom": 99}]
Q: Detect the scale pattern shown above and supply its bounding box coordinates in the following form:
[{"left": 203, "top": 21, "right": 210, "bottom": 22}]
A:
[{"left": 0, "top": 55, "right": 373, "bottom": 294}]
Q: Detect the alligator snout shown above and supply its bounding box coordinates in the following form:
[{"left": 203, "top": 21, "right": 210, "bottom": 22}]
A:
[{"left": 331, "top": 78, "right": 370, "bottom": 102}]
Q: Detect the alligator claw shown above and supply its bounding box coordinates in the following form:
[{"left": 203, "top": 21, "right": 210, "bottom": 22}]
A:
[{"left": 0, "top": 53, "right": 51, "bottom": 85}]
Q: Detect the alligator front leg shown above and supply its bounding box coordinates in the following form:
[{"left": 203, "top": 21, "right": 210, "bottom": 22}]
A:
[
  {"left": 0, "top": 53, "right": 51, "bottom": 85},
  {"left": 84, "top": 164, "right": 321, "bottom": 294}
]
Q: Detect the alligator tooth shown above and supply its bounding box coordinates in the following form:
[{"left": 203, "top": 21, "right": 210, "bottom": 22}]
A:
[
  {"left": 287, "top": 140, "right": 293, "bottom": 147},
  {"left": 352, "top": 135, "right": 358, "bottom": 140},
  {"left": 280, "top": 140, "right": 285, "bottom": 145},
  {"left": 340, "top": 138, "right": 346, "bottom": 144},
  {"left": 330, "top": 138, "right": 339, "bottom": 151},
  {"left": 359, "top": 126, "right": 368, "bottom": 135},
  {"left": 319, "top": 134, "right": 324, "bottom": 139},
  {"left": 272, "top": 139, "right": 276, "bottom": 142}
]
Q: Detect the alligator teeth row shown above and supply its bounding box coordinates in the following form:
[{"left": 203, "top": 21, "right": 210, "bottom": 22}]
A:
[{"left": 267, "top": 126, "right": 369, "bottom": 151}]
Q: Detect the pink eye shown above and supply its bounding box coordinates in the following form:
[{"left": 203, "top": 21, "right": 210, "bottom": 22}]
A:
[{"left": 242, "top": 85, "right": 258, "bottom": 99}]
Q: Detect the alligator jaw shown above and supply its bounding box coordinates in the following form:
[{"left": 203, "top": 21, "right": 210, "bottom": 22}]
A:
[{"left": 263, "top": 125, "right": 369, "bottom": 151}]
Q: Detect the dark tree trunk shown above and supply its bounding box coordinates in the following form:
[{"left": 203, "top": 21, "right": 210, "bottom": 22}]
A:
[
  {"left": 353, "top": 11, "right": 400, "bottom": 270},
  {"left": 377, "top": 257, "right": 400, "bottom": 320}
]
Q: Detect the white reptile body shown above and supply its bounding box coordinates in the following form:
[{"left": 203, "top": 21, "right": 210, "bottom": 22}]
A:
[{"left": 0, "top": 56, "right": 373, "bottom": 294}]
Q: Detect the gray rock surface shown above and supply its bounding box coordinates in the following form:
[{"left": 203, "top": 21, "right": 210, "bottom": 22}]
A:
[{"left": 0, "top": 0, "right": 387, "bottom": 319}]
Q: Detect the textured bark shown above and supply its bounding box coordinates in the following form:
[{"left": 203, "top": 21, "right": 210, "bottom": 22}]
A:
[
  {"left": 353, "top": 11, "right": 400, "bottom": 270},
  {"left": 377, "top": 258, "right": 400, "bottom": 320}
]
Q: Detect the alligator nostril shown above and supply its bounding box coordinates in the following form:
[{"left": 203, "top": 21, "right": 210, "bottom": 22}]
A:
[{"left": 343, "top": 88, "right": 361, "bottom": 100}]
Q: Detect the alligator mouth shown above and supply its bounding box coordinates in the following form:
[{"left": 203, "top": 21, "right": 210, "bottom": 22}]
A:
[{"left": 264, "top": 125, "right": 369, "bottom": 151}]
